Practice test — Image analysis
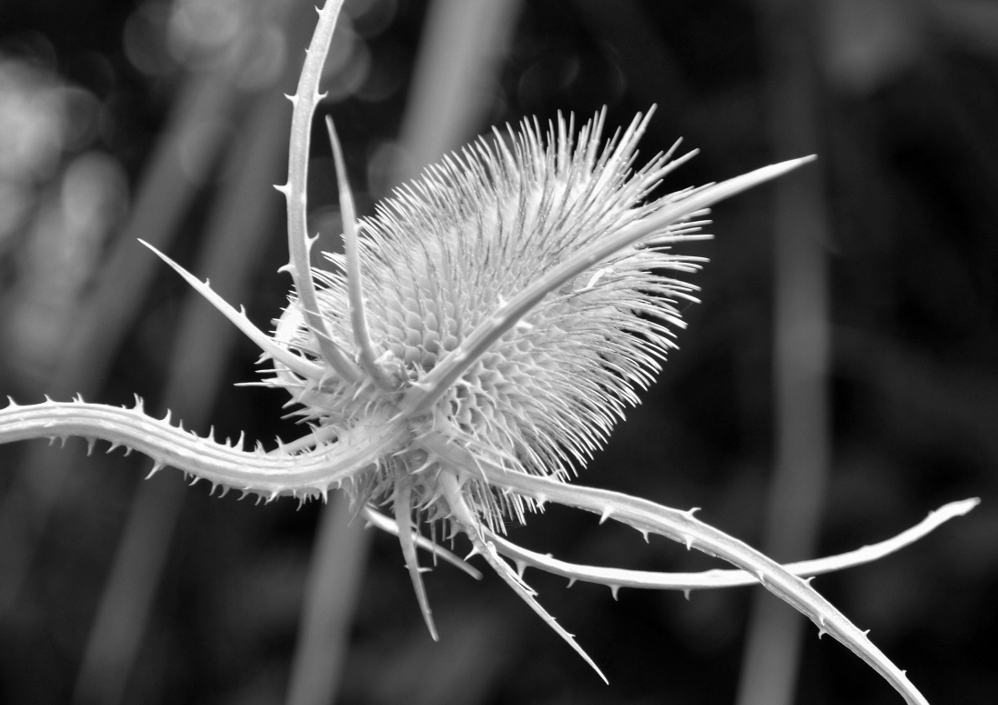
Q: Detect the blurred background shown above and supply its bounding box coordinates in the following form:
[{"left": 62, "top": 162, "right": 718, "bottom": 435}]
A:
[{"left": 0, "top": 0, "right": 996, "bottom": 703}]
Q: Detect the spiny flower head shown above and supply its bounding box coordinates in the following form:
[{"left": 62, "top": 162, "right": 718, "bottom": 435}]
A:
[{"left": 275, "top": 110, "right": 702, "bottom": 531}]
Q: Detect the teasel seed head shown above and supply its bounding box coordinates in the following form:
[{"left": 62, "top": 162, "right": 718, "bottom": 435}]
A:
[{"left": 274, "top": 109, "right": 706, "bottom": 531}]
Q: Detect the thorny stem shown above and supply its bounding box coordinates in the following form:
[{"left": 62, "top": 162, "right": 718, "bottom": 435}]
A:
[
  {"left": 324, "top": 117, "right": 395, "bottom": 390},
  {"left": 361, "top": 498, "right": 975, "bottom": 593},
  {"left": 402, "top": 153, "right": 817, "bottom": 417},
  {"left": 0, "top": 399, "right": 403, "bottom": 499},
  {"left": 471, "top": 462, "right": 932, "bottom": 705},
  {"left": 276, "top": 0, "right": 362, "bottom": 383},
  {"left": 482, "top": 498, "right": 978, "bottom": 593}
]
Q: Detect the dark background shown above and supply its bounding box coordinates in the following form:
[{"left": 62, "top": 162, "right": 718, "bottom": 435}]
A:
[{"left": 0, "top": 0, "right": 995, "bottom": 703}]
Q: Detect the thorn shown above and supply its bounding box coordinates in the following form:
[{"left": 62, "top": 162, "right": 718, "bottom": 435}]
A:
[
  {"left": 683, "top": 589, "right": 691, "bottom": 601},
  {"left": 610, "top": 585, "right": 621, "bottom": 601},
  {"left": 567, "top": 578, "right": 577, "bottom": 588},
  {"left": 145, "top": 461, "right": 165, "bottom": 479},
  {"left": 598, "top": 506, "right": 612, "bottom": 524}
]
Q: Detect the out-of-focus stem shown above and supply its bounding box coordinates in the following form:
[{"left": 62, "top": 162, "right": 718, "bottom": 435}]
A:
[
  {"left": 736, "top": 3, "right": 831, "bottom": 705},
  {"left": 286, "top": 492, "right": 374, "bottom": 705},
  {"left": 0, "top": 43, "right": 246, "bottom": 619},
  {"left": 394, "top": 0, "right": 525, "bottom": 185},
  {"left": 70, "top": 87, "right": 292, "bottom": 705}
]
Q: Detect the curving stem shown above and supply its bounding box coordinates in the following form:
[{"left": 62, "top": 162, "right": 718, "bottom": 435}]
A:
[
  {"left": 0, "top": 399, "right": 404, "bottom": 500},
  {"left": 483, "top": 498, "right": 978, "bottom": 593},
  {"left": 275, "top": 0, "right": 362, "bottom": 383}
]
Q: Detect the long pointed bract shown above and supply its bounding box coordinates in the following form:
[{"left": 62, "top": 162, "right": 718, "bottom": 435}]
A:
[
  {"left": 325, "top": 116, "right": 394, "bottom": 390},
  {"left": 440, "top": 470, "right": 608, "bottom": 683},
  {"left": 394, "top": 482, "right": 439, "bottom": 640},
  {"left": 360, "top": 506, "right": 483, "bottom": 580},
  {"left": 139, "top": 240, "right": 327, "bottom": 382},
  {"left": 277, "top": 0, "right": 361, "bottom": 382},
  {"left": 402, "top": 156, "right": 817, "bottom": 417}
]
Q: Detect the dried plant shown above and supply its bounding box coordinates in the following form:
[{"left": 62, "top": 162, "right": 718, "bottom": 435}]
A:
[{"left": 0, "top": 1, "right": 976, "bottom": 702}]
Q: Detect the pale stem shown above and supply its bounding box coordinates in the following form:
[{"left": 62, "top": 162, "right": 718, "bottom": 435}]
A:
[
  {"left": 484, "top": 498, "right": 977, "bottom": 592},
  {"left": 0, "top": 400, "right": 403, "bottom": 498},
  {"left": 439, "top": 469, "right": 608, "bottom": 684},
  {"left": 471, "top": 462, "right": 930, "bottom": 705}
]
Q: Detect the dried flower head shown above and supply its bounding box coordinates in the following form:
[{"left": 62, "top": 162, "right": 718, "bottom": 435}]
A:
[
  {"left": 284, "top": 109, "right": 702, "bottom": 524},
  {"left": 0, "top": 1, "right": 975, "bottom": 702}
]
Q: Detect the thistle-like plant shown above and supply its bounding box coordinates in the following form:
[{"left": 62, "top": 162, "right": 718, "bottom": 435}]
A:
[{"left": 0, "top": 1, "right": 976, "bottom": 702}]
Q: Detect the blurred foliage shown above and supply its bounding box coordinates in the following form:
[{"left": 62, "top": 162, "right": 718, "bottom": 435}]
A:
[{"left": 0, "top": 0, "right": 996, "bottom": 704}]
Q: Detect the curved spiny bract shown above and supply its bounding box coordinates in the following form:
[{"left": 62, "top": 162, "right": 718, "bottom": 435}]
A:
[
  {"left": 471, "top": 461, "right": 931, "bottom": 705},
  {"left": 0, "top": 399, "right": 404, "bottom": 500},
  {"left": 484, "top": 497, "right": 979, "bottom": 592},
  {"left": 277, "top": 0, "right": 360, "bottom": 382}
]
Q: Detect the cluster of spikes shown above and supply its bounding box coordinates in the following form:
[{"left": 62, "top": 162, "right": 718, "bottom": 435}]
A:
[{"left": 0, "top": 1, "right": 977, "bottom": 702}]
